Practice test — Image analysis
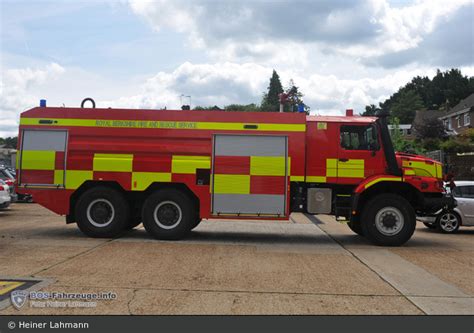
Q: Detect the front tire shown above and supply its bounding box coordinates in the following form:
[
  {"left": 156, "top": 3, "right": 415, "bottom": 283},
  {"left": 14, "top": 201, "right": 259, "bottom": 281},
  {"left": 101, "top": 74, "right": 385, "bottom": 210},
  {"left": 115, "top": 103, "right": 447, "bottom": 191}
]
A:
[
  {"left": 361, "top": 193, "right": 416, "bottom": 246},
  {"left": 75, "top": 187, "right": 129, "bottom": 238},
  {"left": 142, "top": 189, "right": 196, "bottom": 240},
  {"left": 348, "top": 219, "right": 364, "bottom": 236},
  {"left": 436, "top": 211, "right": 461, "bottom": 233}
]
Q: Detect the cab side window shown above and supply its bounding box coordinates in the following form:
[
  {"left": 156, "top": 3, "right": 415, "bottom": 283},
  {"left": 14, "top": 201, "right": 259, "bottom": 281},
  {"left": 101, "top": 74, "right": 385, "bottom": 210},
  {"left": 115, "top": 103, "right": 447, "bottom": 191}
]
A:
[{"left": 340, "top": 125, "right": 379, "bottom": 150}]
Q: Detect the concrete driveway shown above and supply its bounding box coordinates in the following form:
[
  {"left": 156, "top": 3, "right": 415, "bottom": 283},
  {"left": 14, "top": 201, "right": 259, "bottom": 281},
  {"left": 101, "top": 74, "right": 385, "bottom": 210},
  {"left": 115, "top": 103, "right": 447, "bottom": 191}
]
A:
[{"left": 0, "top": 204, "right": 472, "bottom": 315}]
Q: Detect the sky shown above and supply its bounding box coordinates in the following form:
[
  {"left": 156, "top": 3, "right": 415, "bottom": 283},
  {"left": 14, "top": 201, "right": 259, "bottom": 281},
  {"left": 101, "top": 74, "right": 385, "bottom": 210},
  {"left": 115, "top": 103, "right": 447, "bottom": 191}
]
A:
[{"left": 0, "top": 0, "right": 473, "bottom": 137}]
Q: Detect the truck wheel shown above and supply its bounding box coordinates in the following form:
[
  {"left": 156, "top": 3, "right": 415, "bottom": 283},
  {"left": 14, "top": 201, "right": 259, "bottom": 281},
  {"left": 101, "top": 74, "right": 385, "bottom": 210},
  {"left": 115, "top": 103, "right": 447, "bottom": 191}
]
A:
[
  {"left": 190, "top": 218, "right": 202, "bottom": 231},
  {"left": 348, "top": 220, "right": 364, "bottom": 236},
  {"left": 75, "top": 187, "right": 129, "bottom": 238},
  {"left": 361, "top": 193, "right": 416, "bottom": 246},
  {"left": 142, "top": 189, "right": 195, "bottom": 240},
  {"left": 436, "top": 212, "right": 460, "bottom": 233}
]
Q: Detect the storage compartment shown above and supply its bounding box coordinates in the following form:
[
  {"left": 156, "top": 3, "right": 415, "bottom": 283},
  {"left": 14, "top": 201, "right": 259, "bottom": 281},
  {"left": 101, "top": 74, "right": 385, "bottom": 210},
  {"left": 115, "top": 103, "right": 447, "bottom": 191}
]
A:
[
  {"left": 307, "top": 188, "right": 332, "bottom": 214},
  {"left": 212, "top": 134, "right": 288, "bottom": 216}
]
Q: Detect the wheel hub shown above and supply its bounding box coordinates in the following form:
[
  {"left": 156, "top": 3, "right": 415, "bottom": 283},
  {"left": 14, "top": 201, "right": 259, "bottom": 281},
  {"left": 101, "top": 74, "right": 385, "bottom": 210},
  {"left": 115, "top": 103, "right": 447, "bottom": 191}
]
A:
[
  {"left": 157, "top": 204, "right": 179, "bottom": 225},
  {"left": 375, "top": 206, "right": 404, "bottom": 236},
  {"left": 86, "top": 199, "right": 115, "bottom": 227},
  {"left": 381, "top": 213, "right": 397, "bottom": 229},
  {"left": 91, "top": 203, "right": 111, "bottom": 222},
  {"left": 153, "top": 201, "right": 182, "bottom": 230}
]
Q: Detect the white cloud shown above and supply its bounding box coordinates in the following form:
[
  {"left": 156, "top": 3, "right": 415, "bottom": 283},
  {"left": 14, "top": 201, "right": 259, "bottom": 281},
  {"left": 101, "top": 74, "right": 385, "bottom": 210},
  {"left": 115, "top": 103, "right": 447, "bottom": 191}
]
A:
[
  {"left": 105, "top": 61, "right": 450, "bottom": 118},
  {"left": 104, "top": 62, "right": 273, "bottom": 109},
  {"left": 128, "top": 0, "right": 471, "bottom": 64},
  {"left": 2, "top": 60, "right": 473, "bottom": 138},
  {"left": 1, "top": 0, "right": 472, "bottom": 138},
  {"left": 0, "top": 63, "right": 65, "bottom": 136},
  {"left": 0, "top": 61, "right": 139, "bottom": 136},
  {"left": 364, "top": 0, "right": 471, "bottom": 55}
]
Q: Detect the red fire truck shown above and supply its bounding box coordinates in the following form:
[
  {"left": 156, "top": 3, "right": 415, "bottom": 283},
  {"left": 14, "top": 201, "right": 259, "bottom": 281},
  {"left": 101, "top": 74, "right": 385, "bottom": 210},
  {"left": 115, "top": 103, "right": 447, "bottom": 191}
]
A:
[{"left": 16, "top": 101, "right": 455, "bottom": 246}]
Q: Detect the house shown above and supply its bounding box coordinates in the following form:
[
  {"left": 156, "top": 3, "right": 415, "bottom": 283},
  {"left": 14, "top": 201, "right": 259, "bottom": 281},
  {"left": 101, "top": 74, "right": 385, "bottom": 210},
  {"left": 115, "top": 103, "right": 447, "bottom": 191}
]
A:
[
  {"left": 0, "top": 145, "right": 17, "bottom": 169},
  {"left": 411, "top": 109, "right": 445, "bottom": 138},
  {"left": 388, "top": 124, "right": 414, "bottom": 139},
  {"left": 439, "top": 93, "right": 473, "bottom": 135}
]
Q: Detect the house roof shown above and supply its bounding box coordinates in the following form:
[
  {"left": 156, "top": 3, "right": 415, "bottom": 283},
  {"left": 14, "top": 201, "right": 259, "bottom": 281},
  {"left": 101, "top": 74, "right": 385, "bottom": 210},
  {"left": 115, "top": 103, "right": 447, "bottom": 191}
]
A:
[
  {"left": 444, "top": 93, "right": 474, "bottom": 117},
  {"left": 413, "top": 109, "right": 444, "bottom": 124}
]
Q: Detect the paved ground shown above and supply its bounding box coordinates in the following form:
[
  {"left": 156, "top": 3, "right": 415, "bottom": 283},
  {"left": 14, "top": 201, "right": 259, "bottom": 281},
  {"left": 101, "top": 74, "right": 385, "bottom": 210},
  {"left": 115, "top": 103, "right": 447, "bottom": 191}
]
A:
[{"left": 0, "top": 203, "right": 472, "bottom": 315}]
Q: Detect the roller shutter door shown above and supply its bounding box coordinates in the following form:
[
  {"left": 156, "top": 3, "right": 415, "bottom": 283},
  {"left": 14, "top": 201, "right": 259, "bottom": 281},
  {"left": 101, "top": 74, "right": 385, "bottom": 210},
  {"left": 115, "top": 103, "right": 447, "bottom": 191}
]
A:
[
  {"left": 212, "top": 135, "right": 287, "bottom": 216},
  {"left": 19, "top": 130, "right": 68, "bottom": 186}
]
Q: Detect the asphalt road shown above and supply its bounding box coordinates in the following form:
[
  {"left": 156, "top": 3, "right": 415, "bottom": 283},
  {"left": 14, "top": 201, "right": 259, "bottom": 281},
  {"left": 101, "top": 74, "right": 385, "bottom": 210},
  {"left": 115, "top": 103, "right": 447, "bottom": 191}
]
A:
[{"left": 0, "top": 203, "right": 472, "bottom": 315}]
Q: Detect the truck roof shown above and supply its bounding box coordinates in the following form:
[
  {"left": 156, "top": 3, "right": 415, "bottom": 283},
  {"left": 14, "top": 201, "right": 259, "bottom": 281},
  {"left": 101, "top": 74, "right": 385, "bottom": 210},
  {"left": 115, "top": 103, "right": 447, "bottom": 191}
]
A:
[
  {"left": 307, "top": 115, "right": 377, "bottom": 123},
  {"left": 21, "top": 107, "right": 377, "bottom": 125}
]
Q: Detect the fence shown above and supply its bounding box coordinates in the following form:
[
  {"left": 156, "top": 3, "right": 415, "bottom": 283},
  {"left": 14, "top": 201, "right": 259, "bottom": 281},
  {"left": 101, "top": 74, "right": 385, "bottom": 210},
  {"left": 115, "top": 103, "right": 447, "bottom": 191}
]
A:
[{"left": 426, "top": 150, "right": 474, "bottom": 180}]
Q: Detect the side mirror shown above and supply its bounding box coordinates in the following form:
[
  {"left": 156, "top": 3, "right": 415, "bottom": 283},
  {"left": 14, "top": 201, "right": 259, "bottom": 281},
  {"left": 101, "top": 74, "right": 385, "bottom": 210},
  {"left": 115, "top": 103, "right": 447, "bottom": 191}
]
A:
[
  {"left": 369, "top": 142, "right": 379, "bottom": 156},
  {"left": 368, "top": 142, "right": 379, "bottom": 151}
]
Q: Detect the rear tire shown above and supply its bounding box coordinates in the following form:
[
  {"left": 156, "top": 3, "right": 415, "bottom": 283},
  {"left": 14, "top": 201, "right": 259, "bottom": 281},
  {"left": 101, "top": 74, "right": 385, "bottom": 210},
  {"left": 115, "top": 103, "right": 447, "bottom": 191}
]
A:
[
  {"left": 190, "top": 218, "right": 202, "bottom": 231},
  {"left": 75, "top": 186, "right": 129, "bottom": 238},
  {"left": 142, "top": 189, "right": 196, "bottom": 240},
  {"left": 361, "top": 193, "right": 416, "bottom": 246}
]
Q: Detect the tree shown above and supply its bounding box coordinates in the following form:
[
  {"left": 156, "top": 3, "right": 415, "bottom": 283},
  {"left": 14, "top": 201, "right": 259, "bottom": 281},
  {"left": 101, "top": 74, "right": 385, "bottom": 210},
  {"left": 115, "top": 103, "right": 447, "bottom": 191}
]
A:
[
  {"left": 440, "top": 128, "right": 474, "bottom": 153},
  {"left": 389, "top": 90, "right": 424, "bottom": 123},
  {"left": 194, "top": 104, "right": 261, "bottom": 112},
  {"left": 261, "top": 70, "right": 284, "bottom": 112},
  {"left": 194, "top": 105, "right": 222, "bottom": 110},
  {"left": 0, "top": 137, "right": 17, "bottom": 149},
  {"left": 390, "top": 118, "right": 424, "bottom": 154},
  {"left": 429, "top": 69, "right": 472, "bottom": 109},
  {"left": 224, "top": 103, "right": 261, "bottom": 112},
  {"left": 377, "top": 68, "right": 473, "bottom": 115},
  {"left": 283, "top": 79, "right": 308, "bottom": 113},
  {"left": 413, "top": 117, "right": 447, "bottom": 140},
  {"left": 361, "top": 104, "right": 380, "bottom": 116}
]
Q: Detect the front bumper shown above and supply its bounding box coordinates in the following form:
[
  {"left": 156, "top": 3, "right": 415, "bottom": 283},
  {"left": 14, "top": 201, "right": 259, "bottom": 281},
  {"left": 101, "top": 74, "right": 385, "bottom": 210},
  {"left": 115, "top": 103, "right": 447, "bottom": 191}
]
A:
[{"left": 421, "top": 194, "right": 456, "bottom": 215}]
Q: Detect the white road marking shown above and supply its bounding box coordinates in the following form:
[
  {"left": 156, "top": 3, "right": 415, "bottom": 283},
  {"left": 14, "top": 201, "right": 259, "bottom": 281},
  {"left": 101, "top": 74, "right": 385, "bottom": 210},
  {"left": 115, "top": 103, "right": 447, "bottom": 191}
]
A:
[
  {"left": 351, "top": 249, "right": 473, "bottom": 315},
  {"left": 305, "top": 214, "right": 474, "bottom": 315}
]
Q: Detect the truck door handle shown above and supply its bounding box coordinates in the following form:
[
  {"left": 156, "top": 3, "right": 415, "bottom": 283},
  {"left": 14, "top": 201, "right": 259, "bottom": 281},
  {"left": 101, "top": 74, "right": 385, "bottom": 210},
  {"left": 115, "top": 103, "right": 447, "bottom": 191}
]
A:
[{"left": 338, "top": 158, "right": 349, "bottom": 162}]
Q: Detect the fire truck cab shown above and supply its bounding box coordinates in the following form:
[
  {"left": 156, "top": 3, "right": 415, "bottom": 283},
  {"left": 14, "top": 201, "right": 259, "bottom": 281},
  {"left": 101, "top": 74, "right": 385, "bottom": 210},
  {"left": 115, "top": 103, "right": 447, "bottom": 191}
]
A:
[{"left": 16, "top": 104, "right": 455, "bottom": 246}]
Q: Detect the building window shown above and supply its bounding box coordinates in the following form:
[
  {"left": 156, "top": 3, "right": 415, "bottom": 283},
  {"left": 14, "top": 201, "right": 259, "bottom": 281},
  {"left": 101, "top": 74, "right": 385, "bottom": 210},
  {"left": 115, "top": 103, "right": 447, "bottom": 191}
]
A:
[
  {"left": 456, "top": 116, "right": 461, "bottom": 128},
  {"left": 464, "top": 113, "right": 470, "bottom": 126}
]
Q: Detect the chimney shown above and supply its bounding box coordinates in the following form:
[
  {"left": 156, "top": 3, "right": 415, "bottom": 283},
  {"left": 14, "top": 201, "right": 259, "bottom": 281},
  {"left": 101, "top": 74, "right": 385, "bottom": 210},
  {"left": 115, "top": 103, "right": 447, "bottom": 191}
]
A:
[{"left": 346, "top": 109, "right": 354, "bottom": 116}]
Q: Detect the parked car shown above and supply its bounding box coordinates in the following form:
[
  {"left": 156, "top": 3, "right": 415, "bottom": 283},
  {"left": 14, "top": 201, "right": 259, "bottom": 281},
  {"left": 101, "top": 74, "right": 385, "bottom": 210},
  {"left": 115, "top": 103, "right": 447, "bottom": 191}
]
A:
[
  {"left": 6, "top": 167, "right": 16, "bottom": 178},
  {"left": 0, "top": 166, "right": 29, "bottom": 202},
  {"left": 0, "top": 167, "right": 18, "bottom": 202},
  {"left": 0, "top": 179, "right": 11, "bottom": 209},
  {"left": 419, "top": 181, "right": 474, "bottom": 233}
]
